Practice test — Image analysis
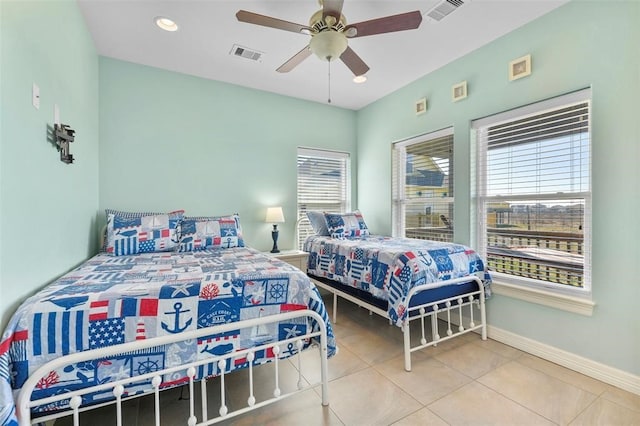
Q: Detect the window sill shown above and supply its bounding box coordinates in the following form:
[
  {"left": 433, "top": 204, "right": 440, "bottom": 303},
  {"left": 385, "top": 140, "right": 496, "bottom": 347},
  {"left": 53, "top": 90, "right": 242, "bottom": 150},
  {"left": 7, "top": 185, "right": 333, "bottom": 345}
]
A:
[{"left": 492, "top": 281, "right": 595, "bottom": 316}]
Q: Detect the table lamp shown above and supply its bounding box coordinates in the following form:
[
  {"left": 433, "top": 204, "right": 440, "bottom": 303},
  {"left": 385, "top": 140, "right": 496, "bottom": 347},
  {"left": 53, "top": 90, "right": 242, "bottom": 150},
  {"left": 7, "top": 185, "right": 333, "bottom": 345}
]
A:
[{"left": 265, "top": 206, "right": 285, "bottom": 253}]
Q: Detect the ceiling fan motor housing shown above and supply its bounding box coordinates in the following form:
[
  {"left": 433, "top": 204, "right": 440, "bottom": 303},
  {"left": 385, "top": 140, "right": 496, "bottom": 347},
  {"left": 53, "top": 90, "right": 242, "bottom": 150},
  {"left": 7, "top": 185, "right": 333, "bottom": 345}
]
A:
[
  {"left": 308, "top": 9, "right": 348, "bottom": 61},
  {"left": 309, "top": 9, "right": 346, "bottom": 32}
]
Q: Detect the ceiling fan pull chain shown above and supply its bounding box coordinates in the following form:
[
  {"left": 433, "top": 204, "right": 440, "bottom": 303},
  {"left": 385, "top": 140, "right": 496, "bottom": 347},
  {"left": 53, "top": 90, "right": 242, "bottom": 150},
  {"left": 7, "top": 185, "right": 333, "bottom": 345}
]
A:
[{"left": 328, "top": 60, "right": 332, "bottom": 104}]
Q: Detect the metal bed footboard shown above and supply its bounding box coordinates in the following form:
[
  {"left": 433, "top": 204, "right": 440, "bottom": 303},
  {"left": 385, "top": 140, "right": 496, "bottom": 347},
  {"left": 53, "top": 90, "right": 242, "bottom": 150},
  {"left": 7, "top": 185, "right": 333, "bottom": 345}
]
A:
[
  {"left": 311, "top": 275, "right": 486, "bottom": 372},
  {"left": 16, "top": 310, "right": 329, "bottom": 426},
  {"left": 402, "top": 276, "right": 486, "bottom": 371}
]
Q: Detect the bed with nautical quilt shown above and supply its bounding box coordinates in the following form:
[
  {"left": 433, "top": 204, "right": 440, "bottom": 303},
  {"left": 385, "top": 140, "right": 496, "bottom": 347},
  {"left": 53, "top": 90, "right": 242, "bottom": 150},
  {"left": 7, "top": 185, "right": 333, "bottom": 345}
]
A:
[
  {"left": 303, "top": 211, "right": 491, "bottom": 371},
  {"left": 1, "top": 211, "right": 335, "bottom": 426}
]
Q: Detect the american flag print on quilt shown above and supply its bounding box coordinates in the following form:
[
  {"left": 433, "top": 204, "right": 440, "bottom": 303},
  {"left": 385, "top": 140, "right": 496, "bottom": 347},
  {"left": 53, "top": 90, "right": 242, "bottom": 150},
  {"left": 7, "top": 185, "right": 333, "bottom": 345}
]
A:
[
  {"left": 0, "top": 248, "right": 335, "bottom": 424},
  {"left": 304, "top": 235, "right": 492, "bottom": 326}
]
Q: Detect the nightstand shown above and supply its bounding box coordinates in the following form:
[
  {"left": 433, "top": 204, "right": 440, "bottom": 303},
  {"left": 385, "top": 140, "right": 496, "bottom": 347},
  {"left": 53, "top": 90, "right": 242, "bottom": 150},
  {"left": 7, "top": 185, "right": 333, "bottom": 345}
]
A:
[{"left": 266, "top": 250, "right": 309, "bottom": 270}]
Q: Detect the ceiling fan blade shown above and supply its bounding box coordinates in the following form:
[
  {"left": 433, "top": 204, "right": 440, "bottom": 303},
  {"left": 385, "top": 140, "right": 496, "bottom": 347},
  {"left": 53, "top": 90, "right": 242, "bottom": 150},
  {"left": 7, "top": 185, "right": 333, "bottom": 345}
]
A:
[
  {"left": 236, "top": 10, "right": 310, "bottom": 34},
  {"left": 340, "top": 46, "right": 370, "bottom": 76},
  {"left": 322, "top": 0, "right": 344, "bottom": 20},
  {"left": 276, "top": 45, "right": 312, "bottom": 73},
  {"left": 344, "top": 10, "right": 423, "bottom": 38}
]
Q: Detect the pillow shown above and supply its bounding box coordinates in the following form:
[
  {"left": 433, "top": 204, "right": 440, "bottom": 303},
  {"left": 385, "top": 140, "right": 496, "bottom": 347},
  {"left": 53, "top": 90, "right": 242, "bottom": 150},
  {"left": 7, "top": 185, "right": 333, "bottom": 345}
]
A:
[
  {"left": 324, "top": 210, "right": 370, "bottom": 239},
  {"left": 306, "top": 211, "right": 330, "bottom": 236},
  {"left": 178, "top": 214, "right": 244, "bottom": 252},
  {"left": 101, "top": 209, "right": 165, "bottom": 251},
  {"left": 106, "top": 209, "right": 184, "bottom": 256}
]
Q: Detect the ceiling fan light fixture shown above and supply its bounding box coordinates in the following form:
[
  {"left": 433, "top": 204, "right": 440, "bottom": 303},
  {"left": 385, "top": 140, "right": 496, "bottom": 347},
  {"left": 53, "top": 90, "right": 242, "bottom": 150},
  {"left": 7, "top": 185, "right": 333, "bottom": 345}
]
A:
[
  {"left": 353, "top": 75, "right": 367, "bottom": 83},
  {"left": 155, "top": 16, "right": 178, "bottom": 32},
  {"left": 309, "top": 31, "right": 348, "bottom": 61}
]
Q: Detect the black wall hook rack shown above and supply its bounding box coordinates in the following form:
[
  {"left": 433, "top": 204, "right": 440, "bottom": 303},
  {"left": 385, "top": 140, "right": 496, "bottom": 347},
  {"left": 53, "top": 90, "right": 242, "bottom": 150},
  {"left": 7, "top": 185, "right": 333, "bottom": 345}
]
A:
[{"left": 54, "top": 123, "right": 75, "bottom": 164}]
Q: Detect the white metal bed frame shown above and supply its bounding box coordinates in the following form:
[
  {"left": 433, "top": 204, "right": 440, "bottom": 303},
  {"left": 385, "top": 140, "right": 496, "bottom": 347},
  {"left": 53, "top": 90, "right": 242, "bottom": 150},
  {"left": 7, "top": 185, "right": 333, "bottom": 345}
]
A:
[
  {"left": 16, "top": 310, "right": 329, "bottom": 426},
  {"left": 311, "top": 275, "right": 486, "bottom": 371}
]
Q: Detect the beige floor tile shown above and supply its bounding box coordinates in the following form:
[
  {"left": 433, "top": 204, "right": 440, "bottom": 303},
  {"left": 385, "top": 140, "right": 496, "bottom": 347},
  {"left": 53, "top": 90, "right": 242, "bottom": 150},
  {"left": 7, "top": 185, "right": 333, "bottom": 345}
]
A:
[
  {"left": 339, "top": 305, "right": 403, "bottom": 343},
  {"left": 479, "top": 361, "right": 598, "bottom": 425},
  {"left": 392, "top": 407, "right": 448, "bottom": 426},
  {"left": 600, "top": 384, "right": 640, "bottom": 414},
  {"left": 338, "top": 328, "right": 404, "bottom": 366},
  {"left": 569, "top": 397, "right": 640, "bottom": 425},
  {"left": 296, "top": 339, "right": 368, "bottom": 384},
  {"left": 401, "top": 318, "right": 478, "bottom": 355},
  {"left": 429, "top": 381, "right": 555, "bottom": 426},
  {"left": 415, "top": 330, "right": 480, "bottom": 358},
  {"left": 329, "top": 311, "right": 373, "bottom": 340},
  {"left": 434, "top": 341, "right": 511, "bottom": 378},
  {"left": 517, "top": 353, "right": 609, "bottom": 396},
  {"left": 471, "top": 337, "right": 524, "bottom": 360},
  {"left": 375, "top": 354, "right": 471, "bottom": 405},
  {"left": 225, "top": 388, "right": 343, "bottom": 426},
  {"left": 327, "top": 367, "right": 422, "bottom": 426},
  {"left": 224, "top": 359, "right": 310, "bottom": 411}
]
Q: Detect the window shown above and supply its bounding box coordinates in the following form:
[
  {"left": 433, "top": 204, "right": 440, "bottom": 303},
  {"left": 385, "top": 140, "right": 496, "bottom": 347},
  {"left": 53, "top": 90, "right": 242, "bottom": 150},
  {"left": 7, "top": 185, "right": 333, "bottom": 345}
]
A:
[
  {"left": 473, "top": 89, "right": 591, "bottom": 297},
  {"left": 392, "top": 128, "right": 454, "bottom": 242},
  {"left": 296, "top": 148, "right": 351, "bottom": 248}
]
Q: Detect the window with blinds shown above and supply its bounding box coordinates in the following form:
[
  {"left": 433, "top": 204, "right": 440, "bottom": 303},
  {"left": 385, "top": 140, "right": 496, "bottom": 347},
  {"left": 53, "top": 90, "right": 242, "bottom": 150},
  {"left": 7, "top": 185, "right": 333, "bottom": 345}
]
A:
[
  {"left": 472, "top": 89, "right": 591, "bottom": 293},
  {"left": 392, "top": 128, "right": 454, "bottom": 242},
  {"left": 297, "top": 147, "right": 351, "bottom": 249}
]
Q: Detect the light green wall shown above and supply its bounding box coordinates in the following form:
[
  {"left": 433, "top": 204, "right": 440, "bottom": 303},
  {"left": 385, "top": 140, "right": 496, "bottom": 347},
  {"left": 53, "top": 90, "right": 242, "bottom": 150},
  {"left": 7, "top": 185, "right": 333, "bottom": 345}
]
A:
[
  {"left": 0, "top": 0, "right": 100, "bottom": 331},
  {"left": 98, "top": 57, "right": 357, "bottom": 252},
  {"left": 357, "top": 0, "right": 640, "bottom": 375}
]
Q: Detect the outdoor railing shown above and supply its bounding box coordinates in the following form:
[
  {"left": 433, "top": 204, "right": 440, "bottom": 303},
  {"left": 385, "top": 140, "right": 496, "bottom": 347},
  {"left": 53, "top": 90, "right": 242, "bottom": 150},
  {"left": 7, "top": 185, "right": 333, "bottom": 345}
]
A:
[
  {"left": 405, "top": 226, "right": 584, "bottom": 287},
  {"left": 486, "top": 228, "right": 583, "bottom": 255},
  {"left": 405, "top": 227, "right": 452, "bottom": 242},
  {"left": 487, "top": 228, "right": 583, "bottom": 287}
]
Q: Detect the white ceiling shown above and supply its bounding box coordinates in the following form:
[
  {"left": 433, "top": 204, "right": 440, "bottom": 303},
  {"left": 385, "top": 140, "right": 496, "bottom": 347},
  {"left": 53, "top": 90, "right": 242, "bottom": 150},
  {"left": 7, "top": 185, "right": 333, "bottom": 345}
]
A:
[{"left": 77, "top": 0, "right": 569, "bottom": 110}]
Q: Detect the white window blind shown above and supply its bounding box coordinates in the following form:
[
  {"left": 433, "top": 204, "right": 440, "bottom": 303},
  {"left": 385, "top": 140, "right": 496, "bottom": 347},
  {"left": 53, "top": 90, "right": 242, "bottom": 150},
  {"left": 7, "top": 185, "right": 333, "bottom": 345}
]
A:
[
  {"left": 297, "top": 147, "right": 350, "bottom": 249},
  {"left": 473, "top": 89, "right": 591, "bottom": 293},
  {"left": 392, "top": 128, "right": 454, "bottom": 242}
]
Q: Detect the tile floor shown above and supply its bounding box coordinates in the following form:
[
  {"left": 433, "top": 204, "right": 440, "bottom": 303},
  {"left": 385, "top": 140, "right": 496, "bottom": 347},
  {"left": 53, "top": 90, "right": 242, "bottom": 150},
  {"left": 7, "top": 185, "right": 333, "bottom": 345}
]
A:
[{"left": 56, "top": 296, "right": 640, "bottom": 425}]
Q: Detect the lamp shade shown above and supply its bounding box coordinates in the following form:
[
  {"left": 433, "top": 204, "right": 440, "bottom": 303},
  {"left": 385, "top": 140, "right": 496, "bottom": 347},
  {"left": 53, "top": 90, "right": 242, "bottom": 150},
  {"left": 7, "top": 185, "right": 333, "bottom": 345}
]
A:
[{"left": 265, "top": 207, "right": 285, "bottom": 223}]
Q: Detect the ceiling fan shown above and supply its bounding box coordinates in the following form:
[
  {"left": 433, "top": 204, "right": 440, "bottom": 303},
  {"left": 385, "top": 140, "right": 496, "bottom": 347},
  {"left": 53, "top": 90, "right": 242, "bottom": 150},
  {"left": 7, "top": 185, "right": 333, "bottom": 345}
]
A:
[{"left": 236, "top": 0, "right": 423, "bottom": 77}]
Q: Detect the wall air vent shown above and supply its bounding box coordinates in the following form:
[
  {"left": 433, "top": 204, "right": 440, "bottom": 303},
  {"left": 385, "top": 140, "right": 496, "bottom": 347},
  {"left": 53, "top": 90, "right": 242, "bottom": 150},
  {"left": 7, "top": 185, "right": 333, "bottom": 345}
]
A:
[
  {"left": 426, "top": 0, "right": 465, "bottom": 21},
  {"left": 230, "top": 44, "right": 264, "bottom": 62}
]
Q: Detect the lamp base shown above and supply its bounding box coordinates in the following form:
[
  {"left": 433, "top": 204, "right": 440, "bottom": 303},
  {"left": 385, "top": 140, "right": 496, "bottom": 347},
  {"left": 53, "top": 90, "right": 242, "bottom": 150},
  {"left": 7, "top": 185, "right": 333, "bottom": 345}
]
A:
[{"left": 270, "top": 225, "right": 280, "bottom": 253}]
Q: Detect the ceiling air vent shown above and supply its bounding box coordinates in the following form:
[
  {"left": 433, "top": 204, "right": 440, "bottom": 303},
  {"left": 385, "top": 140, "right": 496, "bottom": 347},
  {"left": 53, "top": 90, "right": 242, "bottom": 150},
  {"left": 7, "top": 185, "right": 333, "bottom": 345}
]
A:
[
  {"left": 230, "top": 44, "right": 264, "bottom": 62},
  {"left": 426, "top": 0, "right": 465, "bottom": 21}
]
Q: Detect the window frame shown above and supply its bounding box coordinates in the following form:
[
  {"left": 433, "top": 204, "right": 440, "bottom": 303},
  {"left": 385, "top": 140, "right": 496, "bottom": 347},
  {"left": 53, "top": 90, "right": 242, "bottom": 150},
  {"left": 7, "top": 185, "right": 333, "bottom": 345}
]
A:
[
  {"left": 296, "top": 147, "right": 351, "bottom": 249},
  {"left": 392, "top": 127, "right": 454, "bottom": 242},
  {"left": 472, "top": 89, "right": 593, "bottom": 312}
]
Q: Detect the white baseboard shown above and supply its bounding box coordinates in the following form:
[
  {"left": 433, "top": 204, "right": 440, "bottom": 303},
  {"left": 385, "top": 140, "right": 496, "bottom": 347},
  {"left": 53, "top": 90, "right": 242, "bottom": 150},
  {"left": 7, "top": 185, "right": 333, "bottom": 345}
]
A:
[{"left": 488, "top": 325, "right": 640, "bottom": 396}]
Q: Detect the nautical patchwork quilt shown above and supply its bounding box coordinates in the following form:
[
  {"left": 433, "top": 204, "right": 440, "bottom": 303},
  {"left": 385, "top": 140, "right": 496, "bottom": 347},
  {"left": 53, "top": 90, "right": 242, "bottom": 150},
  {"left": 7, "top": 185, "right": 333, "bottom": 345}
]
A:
[
  {"left": 0, "top": 248, "right": 335, "bottom": 424},
  {"left": 304, "top": 235, "right": 492, "bottom": 326}
]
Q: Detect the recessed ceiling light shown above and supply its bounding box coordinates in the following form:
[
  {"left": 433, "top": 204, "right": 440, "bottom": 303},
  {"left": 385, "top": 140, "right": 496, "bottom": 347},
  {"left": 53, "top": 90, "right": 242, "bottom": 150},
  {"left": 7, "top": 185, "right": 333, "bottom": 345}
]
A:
[
  {"left": 353, "top": 75, "right": 367, "bottom": 83},
  {"left": 155, "top": 16, "right": 178, "bottom": 32}
]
